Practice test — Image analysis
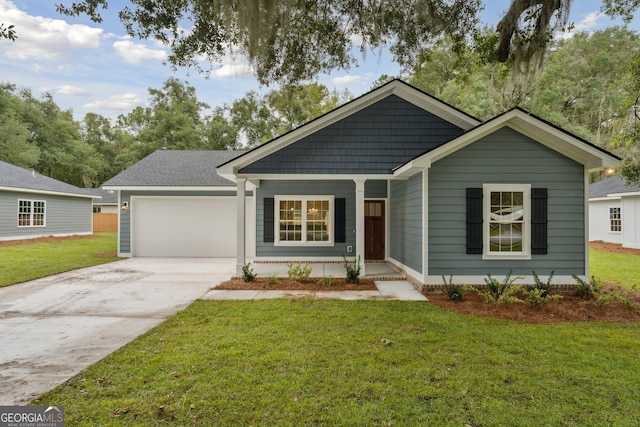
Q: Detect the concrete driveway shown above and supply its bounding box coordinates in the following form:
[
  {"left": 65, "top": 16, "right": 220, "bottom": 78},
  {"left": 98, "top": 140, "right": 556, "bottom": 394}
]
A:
[{"left": 0, "top": 258, "right": 235, "bottom": 405}]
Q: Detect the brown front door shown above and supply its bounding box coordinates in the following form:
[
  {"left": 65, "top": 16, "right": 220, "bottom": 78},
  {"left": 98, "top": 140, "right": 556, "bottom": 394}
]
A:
[{"left": 365, "top": 200, "right": 385, "bottom": 260}]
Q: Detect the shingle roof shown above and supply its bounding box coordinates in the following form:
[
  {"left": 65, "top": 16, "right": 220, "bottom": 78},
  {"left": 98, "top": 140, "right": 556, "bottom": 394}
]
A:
[
  {"left": 87, "top": 188, "right": 119, "bottom": 204},
  {"left": 103, "top": 150, "right": 244, "bottom": 187},
  {"left": 589, "top": 175, "right": 640, "bottom": 198},
  {"left": 0, "top": 160, "right": 92, "bottom": 197}
]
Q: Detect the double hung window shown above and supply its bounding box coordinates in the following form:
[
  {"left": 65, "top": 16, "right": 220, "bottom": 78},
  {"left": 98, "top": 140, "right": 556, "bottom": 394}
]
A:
[
  {"left": 18, "top": 199, "right": 46, "bottom": 227},
  {"left": 483, "top": 184, "right": 530, "bottom": 259},
  {"left": 276, "top": 196, "right": 333, "bottom": 245},
  {"left": 609, "top": 207, "right": 621, "bottom": 232}
]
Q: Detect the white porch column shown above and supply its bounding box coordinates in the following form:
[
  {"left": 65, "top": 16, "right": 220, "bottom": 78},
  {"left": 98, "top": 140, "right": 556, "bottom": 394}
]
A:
[
  {"left": 354, "top": 178, "right": 366, "bottom": 276},
  {"left": 236, "top": 177, "right": 247, "bottom": 277}
]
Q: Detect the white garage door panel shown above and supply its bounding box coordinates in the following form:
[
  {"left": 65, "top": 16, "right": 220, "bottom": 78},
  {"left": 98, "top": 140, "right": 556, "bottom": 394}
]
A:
[{"left": 132, "top": 197, "right": 236, "bottom": 257}]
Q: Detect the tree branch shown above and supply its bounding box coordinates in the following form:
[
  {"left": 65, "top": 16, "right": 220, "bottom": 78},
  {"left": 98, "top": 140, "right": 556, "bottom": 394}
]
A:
[{"left": 496, "top": 0, "right": 562, "bottom": 62}]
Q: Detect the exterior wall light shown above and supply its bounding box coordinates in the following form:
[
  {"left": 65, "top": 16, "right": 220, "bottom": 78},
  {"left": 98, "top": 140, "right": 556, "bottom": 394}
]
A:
[{"left": 121, "top": 201, "right": 129, "bottom": 211}]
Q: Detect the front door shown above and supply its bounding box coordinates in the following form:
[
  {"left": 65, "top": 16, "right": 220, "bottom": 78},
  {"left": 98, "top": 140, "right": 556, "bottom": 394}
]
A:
[{"left": 365, "top": 200, "right": 385, "bottom": 260}]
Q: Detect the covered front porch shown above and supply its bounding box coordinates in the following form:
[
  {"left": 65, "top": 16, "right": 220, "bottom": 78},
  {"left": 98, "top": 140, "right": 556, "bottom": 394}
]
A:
[{"left": 234, "top": 177, "right": 395, "bottom": 278}]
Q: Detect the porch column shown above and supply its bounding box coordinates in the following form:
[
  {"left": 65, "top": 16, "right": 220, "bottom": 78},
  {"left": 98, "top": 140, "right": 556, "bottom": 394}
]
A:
[
  {"left": 354, "top": 178, "right": 366, "bottom": 276},
  {"left": 236, "top": 177, "right": 247, "bottom": 277}
]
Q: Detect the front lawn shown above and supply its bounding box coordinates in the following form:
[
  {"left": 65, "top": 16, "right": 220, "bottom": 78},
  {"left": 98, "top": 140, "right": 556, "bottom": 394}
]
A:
[
  {"left": 35, "top": 300, "right": 640, "bottom": 426},
  {"left": 590, "top": 245, "right": 640, "bottom": 289},
  {"left": 0, "top": 232, "right": 120, "bottom": 287}
]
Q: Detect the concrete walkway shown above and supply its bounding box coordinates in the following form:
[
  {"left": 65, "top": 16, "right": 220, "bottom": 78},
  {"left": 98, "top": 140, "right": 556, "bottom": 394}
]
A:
[{"left": 203, "top": 280, "right": 427, "bottom": 301}]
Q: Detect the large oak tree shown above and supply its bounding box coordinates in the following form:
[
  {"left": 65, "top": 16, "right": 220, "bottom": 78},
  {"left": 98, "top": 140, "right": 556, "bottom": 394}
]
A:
[{"left": 46, "top": 1, "right": 636, "bottom": 85}]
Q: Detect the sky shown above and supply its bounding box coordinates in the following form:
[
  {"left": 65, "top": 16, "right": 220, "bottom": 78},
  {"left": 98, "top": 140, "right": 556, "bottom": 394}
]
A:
[{"left": 0, "top": 1, "right": 637, "bottom": 122}]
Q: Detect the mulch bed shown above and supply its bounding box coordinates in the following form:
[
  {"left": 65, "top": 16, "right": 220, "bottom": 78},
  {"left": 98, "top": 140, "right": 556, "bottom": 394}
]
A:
[
  {"left": 0, "top": 234, "right": 102, "bottom": 247},
  {"left": 591, "top": 240, "right": 640, "bottom": 255},
  {"left": 427, "top": 287, "right": 640, "bottom": 323},
  {"left": 427, "top": 240, "right": 640, "bottom": 323},
  {"left": 215, "top": 277, "right": 377, "bottom": 291}
]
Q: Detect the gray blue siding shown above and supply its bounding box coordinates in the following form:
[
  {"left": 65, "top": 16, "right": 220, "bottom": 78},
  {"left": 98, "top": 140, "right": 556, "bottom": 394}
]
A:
[
  {"left": 241, "top": 95, "right": 464, "bottom": 175},
  {"left": 0, "top": 191, "right": 92, "bottom": 240},
  {"left": 428, "top": 127, "right": 585, "bottom": 276},
  {"left": 365, "top": 180, "right": 387, "bottom": 198},
  {"left": 256, "top": 181, "right": 356, "bottom": 257},
  {"left": 118, "top": 190, "right": 237, "bottom": 254},
  {"left": 389, "top": 173, "right": 423, "bottom": 273}
]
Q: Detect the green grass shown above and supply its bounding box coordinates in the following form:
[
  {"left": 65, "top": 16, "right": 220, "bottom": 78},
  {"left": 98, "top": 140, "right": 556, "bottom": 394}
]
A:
[
  {"left": 0, "top": 232, "right": 120, "bottom": 287},
  {"left": 35, "top": 300, "right": 640, "bottom": 426},
  {"left": 590, "top": 245, "right": 640, "bottom": 289}
]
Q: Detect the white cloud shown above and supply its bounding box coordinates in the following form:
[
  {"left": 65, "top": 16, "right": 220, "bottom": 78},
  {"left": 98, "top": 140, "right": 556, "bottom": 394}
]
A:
[
  {"left": 207, "top": 49, "right": 254, "bottom": 78},
  {"left": 113, "top": 39, "right": 167, "bottom": 64},
  {"left": 83, "top": 92, "right": 142, "bottom": 110},
  {"left": 0, "top": 0, "right": 102, "bottom": 60},
  {"left": 210, "top": 62, "right": 254, "bottom": 78},
  {"left": 556, "top": 11, "right": 604, "bottom": 40},
  {"left": 573, "top": 11, "right": 603, "bottom": 31},
  {"left": 57, "top": 85, "right": 90, "bottom": 96},
  {"left": 332, "top": 75, "right": 362, "bottom": 86}
]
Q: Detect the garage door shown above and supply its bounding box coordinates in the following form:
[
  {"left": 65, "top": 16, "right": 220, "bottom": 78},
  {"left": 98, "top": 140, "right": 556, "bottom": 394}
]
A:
[{"left": 132, "top": 197, "right": 236, "bottom": 257}]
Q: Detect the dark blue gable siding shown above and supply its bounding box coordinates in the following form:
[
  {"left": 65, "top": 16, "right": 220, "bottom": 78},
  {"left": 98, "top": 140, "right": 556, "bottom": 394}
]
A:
[{"left": 240, "top": 95, "right": 465, "bottom": 174}]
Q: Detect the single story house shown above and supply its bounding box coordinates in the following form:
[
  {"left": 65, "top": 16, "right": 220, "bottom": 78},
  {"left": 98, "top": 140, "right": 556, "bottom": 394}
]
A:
[
  {"left": 106, "top": 80, "right": 620, "bottom": 285},
  {"left": 589, "top": 175, "right": 640, "bottom": 249},
  {"left": 0, "top": 160, "right": 96, "bottom": 241}
]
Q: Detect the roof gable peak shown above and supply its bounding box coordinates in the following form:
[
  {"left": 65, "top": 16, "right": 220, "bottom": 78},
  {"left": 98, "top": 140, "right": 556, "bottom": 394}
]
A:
[
  {"left": 219, "top": 79, "right": 481, "bottom": 177},
  {"left": 394, "top": 107, "right": 621, "bottom": 177}
]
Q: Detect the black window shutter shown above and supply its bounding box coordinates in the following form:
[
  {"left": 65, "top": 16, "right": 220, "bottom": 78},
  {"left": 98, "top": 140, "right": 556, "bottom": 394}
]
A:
[
  {"left": 531, "top": 188, "right": 548, "bottom": 254},
  {"left": 466, "top": 188, "right": 483, "bottom": 254},
  {"left": 263, "top": 198, "right": 274, "bottom": 243},
  {"left": 335, "top": 198, "right": 346, "bottom": 243}
]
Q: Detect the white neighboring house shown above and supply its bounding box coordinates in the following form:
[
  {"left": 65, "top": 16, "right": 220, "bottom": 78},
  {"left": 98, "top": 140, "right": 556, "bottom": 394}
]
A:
[{"left": 589, "top": 175, "right": 640, "bottom": 249}]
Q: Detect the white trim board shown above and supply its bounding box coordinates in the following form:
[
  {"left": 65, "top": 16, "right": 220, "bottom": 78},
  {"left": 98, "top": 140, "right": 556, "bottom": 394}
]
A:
[
  {"left": 102, "top": 185, "right": 236, "bottom": 192},
  {"left": 0, "top": 186, "right": 96, "bottom": 199}
]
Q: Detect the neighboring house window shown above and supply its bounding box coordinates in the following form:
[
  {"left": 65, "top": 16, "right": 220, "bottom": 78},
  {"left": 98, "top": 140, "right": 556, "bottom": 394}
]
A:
[
  {"left": 275, "top": 196, "right": 333, "bottom": 245},
  {"left": 483, "top": 184, "right": 531, "bottom": 259},
  {"left": 93, "top": 206, "right": 102, "bottom": 213},
  {"left": 610, "top": 207, "right": 622, "bottom": 232},
  {"left": 18, "top": 199, "right": 46, "bottom": 227}
]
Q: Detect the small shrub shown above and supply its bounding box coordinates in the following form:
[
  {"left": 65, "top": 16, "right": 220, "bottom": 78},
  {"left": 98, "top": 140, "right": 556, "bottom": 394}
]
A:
[
  {"left": 342, "top": 254, "right": 361, "bottom": 284},
  {"left": 524, "top": 288, "right": 563, "bottom": 306},
  {"left": 442, "top": 275, "right": 464, "bottom": 302},
  {"left": 287, "top": 262, "right": 312, "bottom": 282},
  {"left": 592, "top": 287, "right": 628, "bottom": 306},
  {"left": 242, "top": 263, "right": 257, "bottom": 282},
  {"left": 572, "top": 274, "right": 603, "bottom": 299},
  {"left": 318, "top": 276, "right": 335, "bottom": 287},
  {"left": 571, "top": 274, "right": 632, "bottom": 306},
  {"left": 531, "top": 270, "right": 554, "bottom": 297},
  {"left": 267, "top": 274, "right": 277, "bottom": 286},
  {"left": 481, "top": 270, "right": 523, "bottom": 304}
]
